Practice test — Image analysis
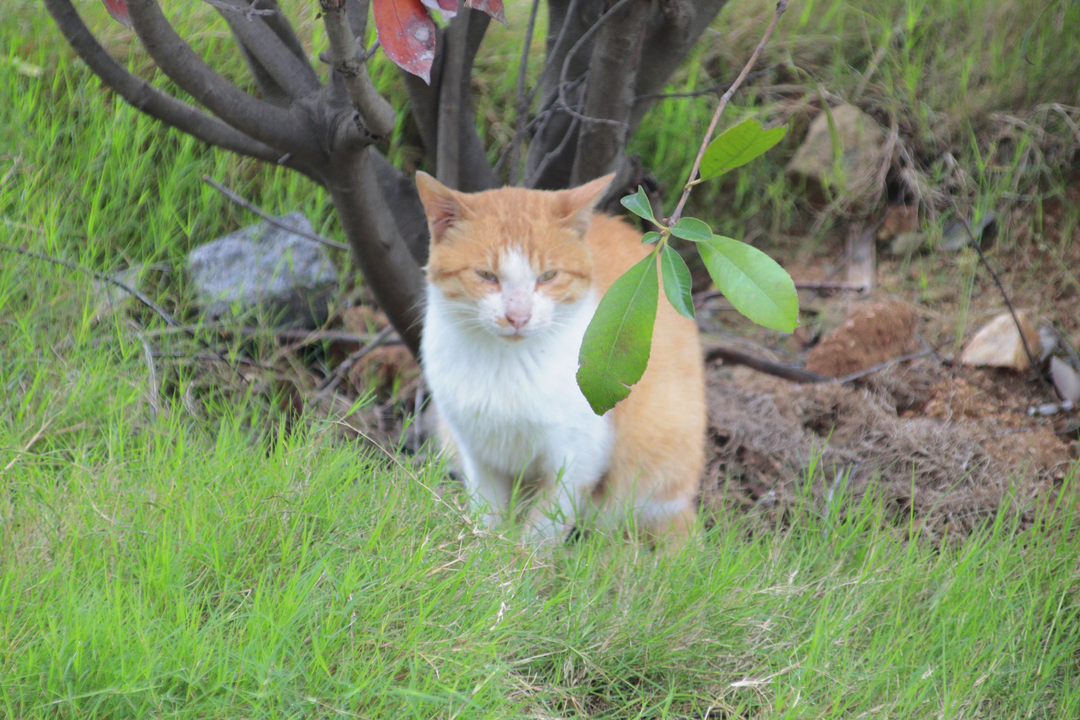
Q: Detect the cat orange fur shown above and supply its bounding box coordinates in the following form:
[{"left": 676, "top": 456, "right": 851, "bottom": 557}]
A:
[{"left": 417, "top": 172, "right": 706, "bottom": 547}]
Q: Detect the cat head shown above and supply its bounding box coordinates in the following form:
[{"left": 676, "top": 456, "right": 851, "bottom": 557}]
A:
[{"left": 416, "top": 173, "right": 614, "bottom": 341}]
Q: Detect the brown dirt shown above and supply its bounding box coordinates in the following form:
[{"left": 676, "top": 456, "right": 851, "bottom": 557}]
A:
[
  {"left": 695, "top": 179, "right": 1080, "bottom": 537},
  {"left": 803, "top": 299, "right": 919, "bottom": 377}
]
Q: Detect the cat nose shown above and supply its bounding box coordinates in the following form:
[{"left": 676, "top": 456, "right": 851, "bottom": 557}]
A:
[
  {"left": 504, "top": 291, "right": 532, "bottom": 330},
  {"left": 506, "top": 310, "right": 531, "bottom": 329}
]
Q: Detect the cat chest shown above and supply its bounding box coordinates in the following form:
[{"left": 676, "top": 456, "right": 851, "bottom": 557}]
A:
[{"left": 424, "top": 346, "right": 611, "bottom": 470}]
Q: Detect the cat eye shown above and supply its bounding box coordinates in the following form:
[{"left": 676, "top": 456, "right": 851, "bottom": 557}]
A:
[
  {"left": 538, "top": 270, "right": 558, "bottom": 283},
  {"left": 476, "top": 270, "right": 499, "bottom": 283}
]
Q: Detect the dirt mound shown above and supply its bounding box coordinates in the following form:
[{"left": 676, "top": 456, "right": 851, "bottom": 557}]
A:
[
  {"left": 804, "top": 299, "right": 919, "bottom": 377},
  {"left": 701, "top": 361, "right": 1072, "bottom": 538}
]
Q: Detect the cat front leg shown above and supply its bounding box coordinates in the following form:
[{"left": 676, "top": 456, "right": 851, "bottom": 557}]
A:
[
  {"left": 522, "top": 462, "right": 601, "bottom": 543},
  {"left": 458, "top": 453, "right": 513, "bottom": 528}
]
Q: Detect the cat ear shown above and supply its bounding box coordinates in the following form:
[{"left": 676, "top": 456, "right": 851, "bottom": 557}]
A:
[
  {"left": 555, "top": 173, "right": 616, "bottom": 236},
  {"left": 416, "top": 171, "right": 466, "bottom": 244}
]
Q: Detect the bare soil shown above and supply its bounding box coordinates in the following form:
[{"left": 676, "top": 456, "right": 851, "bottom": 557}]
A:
[{"left": 695, "top": 184, "right": 1080, "bottom": 537}]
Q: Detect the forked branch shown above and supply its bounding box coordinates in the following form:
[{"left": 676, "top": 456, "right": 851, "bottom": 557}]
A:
[
  {"left": 42, "top": 0, "right": 317, "bottom": 177},
  {"left": 319, "top": 0, "right": 396, "bottom": 141},
  {"left": 125, "top": 0, "right": 316, "bottom": 158}
]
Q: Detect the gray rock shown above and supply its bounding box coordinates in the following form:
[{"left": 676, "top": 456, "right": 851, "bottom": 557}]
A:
[
  {"left": 188, "top": 212, "right": 338, "bottom": 327},
  {"left": 939, "top": 211, "right": 997, "bottom": 252},
  {"left": 786, "top": 103, "right": 886, "bottom": 206},
  {"left": 889, "top": 231, "right": 926, "bottom": 256}
]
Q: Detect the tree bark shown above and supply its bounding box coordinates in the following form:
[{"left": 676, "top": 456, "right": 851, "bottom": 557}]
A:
[
  {"left": 330, "top": 151, "right": 427, "bottom": 356},
  {"left": 568, "top": 0, "right": 649, "bottom": 187}
]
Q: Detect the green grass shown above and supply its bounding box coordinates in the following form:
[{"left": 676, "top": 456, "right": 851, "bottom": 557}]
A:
[
  {"left": 4, "top": 0, "right": 1080, "bottom": 716},
  {"left": 3, "top": 296, "right": 1080, "bottom": 717}
]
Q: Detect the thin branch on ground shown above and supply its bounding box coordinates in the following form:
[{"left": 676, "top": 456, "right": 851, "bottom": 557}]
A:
[
  {"left": 703, "top": 344, "right": 933, "bottom": 386},
  {"left": 703, "top": 345, "right": 829, "bottom": 383},
  {"left": 0, "top": 245, "right": 253, "bottom": 381},
  {"left": 668, "top": 0, "right": 788, "bottom": 227},
  {"left": 315, "top": 324, "right": 397, "bottom": 395},
  {"left": 834, "top": 348, "right": 933, "bottom": 384},
  {"left": 202, "top": 176, "right": 350, "bottom": 251}
]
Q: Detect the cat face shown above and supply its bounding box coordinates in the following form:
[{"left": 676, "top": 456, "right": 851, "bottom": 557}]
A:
[{"left": 417, "top": 173, "right": 614, "bottom": 340}]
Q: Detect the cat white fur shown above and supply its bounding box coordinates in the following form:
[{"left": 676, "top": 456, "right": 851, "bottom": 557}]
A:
[{"left": 421, "top": 248, "right": 613, "bottom": 539}]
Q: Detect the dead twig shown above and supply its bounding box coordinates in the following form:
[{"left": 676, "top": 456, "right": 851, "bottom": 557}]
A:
[
  {"left": 202, "top": 175, "right": 350, "bottom": 251},
  {"left": 139, "top": 333, "right": 161, "bottom": 421},
  {"left": 634, "top": 66, "right": 778, "bottom": 103},
  {"left": 704, "top": 345, "right": 933, "bottom": 386},
  {"left": 0, "top": 245, "right": 255, "bottom": 380},
  {"left": 704, "top": 345, "right": 829, "bottom": 384},
  {"left": 315, "top": 324, "right": 396, "bottom": 395},
  {"left": 834, "top": 348, "right": 933, "bottom": 384},
  {"left": 945, "top": 195, "right": 1053, "bottom": 394}
]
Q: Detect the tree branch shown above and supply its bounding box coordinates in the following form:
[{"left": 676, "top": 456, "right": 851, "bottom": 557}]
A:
[
  {"left": 329, "top": 153, "right": 427, "bottom": 356},
  {"left": 523, "top": 0, "right": 597, "bottom": 189},
  {"left": 568, "top": 0, "right": 648, "bottom": 186},
  {"left": 42, "top": 0, "right": 319, "bottom": 178},
  {"left": 404, "top": 9, "right": 496, "bottom": 191},
  {"left": 255, "top": 0, "right": 313, "bottom": 67},
  {"left": 436, "top": 11, "right": 469, "bottom": 187},
  {"left": 214, "top": 0, "right": 320, "bottom": 102},
  {"left": 507, "top": 0, "right": 542, "bottom": 185},
  {"left": 556, "top": 0, "right": 635, "bottom": 131},
  {"left": 125, "top": 0, "right": 318, "bottom": 160},
  {"left": 202, "top": 176, "right": 350, "bottom": 251},
  {"left": 368, "top": 151, "right": 432, "bottom": 265},
  {"left": 628, "top": 0, "right": 729, "bottom": 135},
  {"left": 319, "top": 0, "right": 396, "bottom": 141}
]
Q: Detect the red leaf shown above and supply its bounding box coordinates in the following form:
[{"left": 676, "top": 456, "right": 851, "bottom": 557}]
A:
[
  {"left": 101, "top": 0, "right": 132, "bottom": 28},
  {"left": 372, "top": 0, "right": 437, "bottom": 83},
  {"left": 464, "top": 0, "right": 506, "bottom": 25}
]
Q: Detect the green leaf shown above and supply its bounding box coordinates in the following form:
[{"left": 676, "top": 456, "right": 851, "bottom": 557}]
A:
[
  {"left": 670, "top": 217, "right": 712, "bottom": 242},
  {"left": 698, "top": 235, "right": 798, "bottom": 332},
  {"left": 576, "top": 251, "right": 659, "bottom": 415},
  {"left": 641, "top": 231, "right": 662, "bottom": 244},
  {"left": 620, "top": 186, "right": 656, "bottom": 223},
  {"left": 660, "top": 246, "right": 695, "bottom": 319},
  {"left": 700, "top": 118, "right": 788, "bottom": 180}
]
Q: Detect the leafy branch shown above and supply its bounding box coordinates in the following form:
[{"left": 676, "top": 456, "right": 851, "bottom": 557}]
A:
[{"left": 577, "top": 0, "right": 797, "bottom": 415}]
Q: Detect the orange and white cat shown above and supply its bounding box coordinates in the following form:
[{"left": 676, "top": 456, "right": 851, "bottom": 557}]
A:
[{"left": 415, "top": 172, "right": 706, "bottom": 547}]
